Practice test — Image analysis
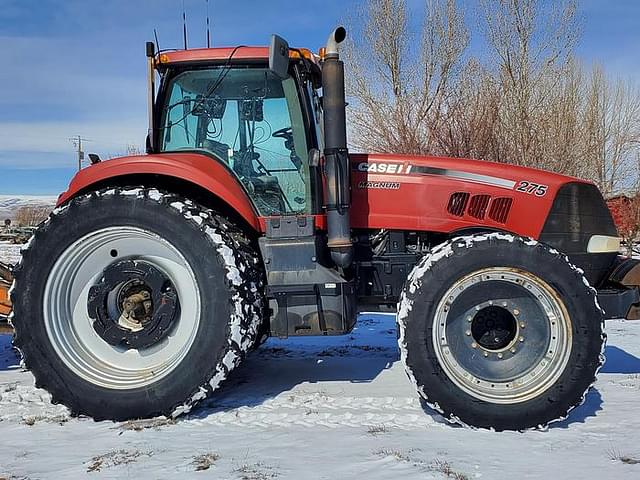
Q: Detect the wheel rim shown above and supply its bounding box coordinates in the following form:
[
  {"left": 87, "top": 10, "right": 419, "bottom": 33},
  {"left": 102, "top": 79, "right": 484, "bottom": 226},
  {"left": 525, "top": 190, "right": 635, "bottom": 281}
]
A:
[
  {"left": 432, "top": 267, "right": 572, "bottom": 404},
  {"left": 43, "top": 227, "right": 201, "bottom": 390}
]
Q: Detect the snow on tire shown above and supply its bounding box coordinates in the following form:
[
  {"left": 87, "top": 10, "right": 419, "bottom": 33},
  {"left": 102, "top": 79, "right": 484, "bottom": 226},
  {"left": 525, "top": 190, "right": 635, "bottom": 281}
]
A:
[
  {"left": 10, "top": 187, "right": 266, "bottom": 421},
  {"left": 397, "top": 232, "right": 606, "bottom": 431}
]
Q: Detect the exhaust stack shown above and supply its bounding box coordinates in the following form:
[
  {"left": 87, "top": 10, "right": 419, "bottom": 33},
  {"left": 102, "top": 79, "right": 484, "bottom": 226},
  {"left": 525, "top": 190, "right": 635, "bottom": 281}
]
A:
[
  {"left": 322, "top": 27, "right": 353, "bottom": 268},
  {"left": 146, "top": 41, "right": 156, "bottom": 152}
]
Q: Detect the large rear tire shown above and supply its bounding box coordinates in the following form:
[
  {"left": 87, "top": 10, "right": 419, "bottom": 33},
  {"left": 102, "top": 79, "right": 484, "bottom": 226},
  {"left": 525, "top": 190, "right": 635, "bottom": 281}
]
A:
[
  {"left": 11, "top": 187, "right": 266, "bottom": 421},
  {"left": 397, "top": 233, "right": 605, "bottom": 431}
]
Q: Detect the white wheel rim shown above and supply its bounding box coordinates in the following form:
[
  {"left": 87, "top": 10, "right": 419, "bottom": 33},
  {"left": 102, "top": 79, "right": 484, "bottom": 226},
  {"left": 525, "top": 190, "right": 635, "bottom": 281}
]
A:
[
  {"left": 432, "top": 268, "right": 572, "bottom": 404},
  {"left": 43, "top": 227, "right": 201, "bottom": 390}
]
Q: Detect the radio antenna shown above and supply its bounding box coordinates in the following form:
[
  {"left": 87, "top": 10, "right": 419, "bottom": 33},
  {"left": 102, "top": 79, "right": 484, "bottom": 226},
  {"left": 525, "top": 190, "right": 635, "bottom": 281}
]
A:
[
  {"left": 154, "top": 28, "right": 160, "bottom": 53},
  {"left": 206, "top": 0, "right": 211, "bottom": 48},
  {"left": 182, "top": 0, "right": 188, "bottom": 49}
]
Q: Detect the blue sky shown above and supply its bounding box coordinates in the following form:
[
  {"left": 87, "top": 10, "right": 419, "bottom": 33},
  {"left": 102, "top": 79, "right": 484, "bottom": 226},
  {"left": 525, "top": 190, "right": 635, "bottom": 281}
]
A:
[{"left": 0, "top": 0, "right": 638, "bottom": 195}]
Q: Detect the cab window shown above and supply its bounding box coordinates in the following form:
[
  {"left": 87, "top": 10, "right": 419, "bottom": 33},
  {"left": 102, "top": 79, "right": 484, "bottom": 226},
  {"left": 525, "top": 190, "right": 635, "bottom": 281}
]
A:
[{"left": 160, "top": 67, "right": 310, "bottom": 215}]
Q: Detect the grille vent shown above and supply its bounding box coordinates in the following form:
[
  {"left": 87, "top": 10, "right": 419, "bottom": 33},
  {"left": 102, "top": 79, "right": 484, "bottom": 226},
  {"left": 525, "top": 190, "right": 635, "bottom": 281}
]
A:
[
  {"left": 468, "top": 195, "right": 491, "bottom": 219},
  {"left": 447, "top": 192, "right": 470, "bottom": 217},
  {"left": 489, "top": 197, "right": 513, "bottom": 224},
  {"left": 447, "top": 192, "right": 513, "bottom": 223}
]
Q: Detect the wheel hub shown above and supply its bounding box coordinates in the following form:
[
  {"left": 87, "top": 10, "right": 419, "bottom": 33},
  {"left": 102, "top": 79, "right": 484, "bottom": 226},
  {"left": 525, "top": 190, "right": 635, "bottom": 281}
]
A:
[
  {"left": 88, "top": 259, "right": 180, "bottom": 349},
  {"left": 117, "top": 281, "right": 153, "bottom": 332},
  {"left": 471, "top": 305, "right": 518, "bottom": 351}
]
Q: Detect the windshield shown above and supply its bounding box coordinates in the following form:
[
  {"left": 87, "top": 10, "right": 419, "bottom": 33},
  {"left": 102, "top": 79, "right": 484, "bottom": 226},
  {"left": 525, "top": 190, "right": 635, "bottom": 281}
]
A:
[{"left": 159, "top": 67, "right": 310, "bottom": 215}]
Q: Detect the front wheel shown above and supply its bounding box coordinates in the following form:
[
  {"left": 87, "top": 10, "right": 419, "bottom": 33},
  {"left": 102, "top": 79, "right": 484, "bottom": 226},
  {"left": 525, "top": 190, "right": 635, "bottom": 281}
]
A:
[
  {"left": 397, "top": 233, "right": 605, "bottom": 430},
  {"left": 11, "top": 188, "right": 266, "bottom": 421}
]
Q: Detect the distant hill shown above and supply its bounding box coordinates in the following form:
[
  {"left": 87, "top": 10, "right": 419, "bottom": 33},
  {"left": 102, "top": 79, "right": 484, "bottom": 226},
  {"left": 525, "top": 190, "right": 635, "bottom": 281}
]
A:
[{"left": 0, "top": 195, "right": 57, "bottom": 222}]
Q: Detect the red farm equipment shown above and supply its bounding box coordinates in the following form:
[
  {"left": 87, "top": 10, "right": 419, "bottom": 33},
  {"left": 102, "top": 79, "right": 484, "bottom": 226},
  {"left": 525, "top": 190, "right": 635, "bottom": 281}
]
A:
[
  {"left": 0, "top": 263, "right": 11, "bottom": 321},
  {"left": 10, "top": 28, "right": 640, "bottom": 430}
]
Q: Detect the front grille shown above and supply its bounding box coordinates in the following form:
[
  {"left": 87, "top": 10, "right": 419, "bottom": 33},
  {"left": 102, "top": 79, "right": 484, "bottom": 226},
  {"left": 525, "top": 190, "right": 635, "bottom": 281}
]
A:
[{"left": 489, "top": 197, "right": 513, "bottom": 224}]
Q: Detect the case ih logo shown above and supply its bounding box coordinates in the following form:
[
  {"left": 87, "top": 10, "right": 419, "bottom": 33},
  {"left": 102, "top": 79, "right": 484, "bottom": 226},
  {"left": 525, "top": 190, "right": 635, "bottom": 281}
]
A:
[{"left": 356, "top": 162, "right": 413, "bottom": 174}]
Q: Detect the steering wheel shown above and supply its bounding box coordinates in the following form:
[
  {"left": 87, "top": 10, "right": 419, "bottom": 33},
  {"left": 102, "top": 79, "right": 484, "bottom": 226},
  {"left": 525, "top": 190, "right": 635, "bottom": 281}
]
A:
[
  {"left": 271, "top": 126, "right": 304, "bottom": 178},
  {"left": 272, "top": 127, "right": 293, "bottom": 139}
]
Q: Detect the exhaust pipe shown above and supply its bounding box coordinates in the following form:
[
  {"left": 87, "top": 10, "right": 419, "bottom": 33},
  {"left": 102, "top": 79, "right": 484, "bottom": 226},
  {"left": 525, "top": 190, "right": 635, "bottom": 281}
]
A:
[
  {"left": 322, "top": 27, "right": 353, "bottom": 268},
  {"left": 146, "top": 41, "right": 156, "bottom": 153}
]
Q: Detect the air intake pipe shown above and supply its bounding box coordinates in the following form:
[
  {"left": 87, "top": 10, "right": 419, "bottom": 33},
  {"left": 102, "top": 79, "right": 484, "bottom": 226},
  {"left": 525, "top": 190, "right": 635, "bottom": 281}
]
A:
[{"left": 322, "top": 27, "right": 353, "bottom": 268}]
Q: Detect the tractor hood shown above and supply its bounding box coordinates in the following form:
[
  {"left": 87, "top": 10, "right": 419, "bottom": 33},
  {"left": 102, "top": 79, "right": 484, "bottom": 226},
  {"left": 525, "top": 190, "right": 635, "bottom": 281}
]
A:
[{"left": 349, "top": 152, "right": 613, "bottom": 242}]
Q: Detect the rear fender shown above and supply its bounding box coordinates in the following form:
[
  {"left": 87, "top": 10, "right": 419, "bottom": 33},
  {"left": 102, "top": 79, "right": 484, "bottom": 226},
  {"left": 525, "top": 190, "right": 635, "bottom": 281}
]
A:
[{"left": 57, "top": 153, "right": 261, "bottom": 231}]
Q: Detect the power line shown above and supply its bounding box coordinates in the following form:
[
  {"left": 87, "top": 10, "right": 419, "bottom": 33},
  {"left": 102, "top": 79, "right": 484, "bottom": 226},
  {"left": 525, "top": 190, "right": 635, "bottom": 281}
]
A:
[{"left": 69, "top": 135, "right": 92, "bottom": 171}]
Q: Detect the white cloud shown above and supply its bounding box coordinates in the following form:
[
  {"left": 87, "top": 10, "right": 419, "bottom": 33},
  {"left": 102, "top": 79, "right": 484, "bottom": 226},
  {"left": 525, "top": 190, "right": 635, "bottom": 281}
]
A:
[{"left": 0, "top": 120, "right": 146, "bottom": 168}]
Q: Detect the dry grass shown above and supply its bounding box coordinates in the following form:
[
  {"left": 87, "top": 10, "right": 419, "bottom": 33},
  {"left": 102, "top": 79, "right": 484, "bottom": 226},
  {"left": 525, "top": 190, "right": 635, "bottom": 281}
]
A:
[
  {"left": 367, "top": 424, "right": 388, "bottom": 436},
  {"left": 192, "top": 453, "right": 220, "bottom": 471},
  {"left": 86, "top": 449, "right": 152, "bottom": 473},
  {"left": 373, "top": 448, "right": 413, "bottom": 462},
  {"left": 22, "top": 414, "right": 68, "bottom": 426},
  {"left": 607, "top": 447, "right": 640, "bottom": 465},
  {"left": 233, "top": 462, "right": 279, "bottom": 480},
  {"left": 374, "top": 449, "right": 469, "bottom": 479},
  {"left": 430, "top": 458, "right": 470, "bottom": 480},
  {"left": 116, "top": 417, "right": 175, "bottom": 432}
]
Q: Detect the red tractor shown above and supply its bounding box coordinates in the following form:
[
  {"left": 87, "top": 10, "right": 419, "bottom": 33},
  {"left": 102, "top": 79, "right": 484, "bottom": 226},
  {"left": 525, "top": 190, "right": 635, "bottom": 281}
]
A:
[{"left": 10, "top": 28, "right": 640, "bottom": 430}]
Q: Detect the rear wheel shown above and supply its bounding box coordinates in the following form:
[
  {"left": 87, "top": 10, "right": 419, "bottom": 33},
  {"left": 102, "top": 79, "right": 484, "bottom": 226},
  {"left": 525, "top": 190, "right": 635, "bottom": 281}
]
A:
[
  {"left": 397, "top": 233, "right": 605, "bottom": 430},
  {"left": 11, "top": 188, "right": 266, "bottom": 421}
]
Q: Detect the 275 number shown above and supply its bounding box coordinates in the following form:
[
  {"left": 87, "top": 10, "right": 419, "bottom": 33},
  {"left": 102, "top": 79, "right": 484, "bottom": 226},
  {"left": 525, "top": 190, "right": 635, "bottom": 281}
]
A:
[{"left": 515, "top": 181, "right": 548, "bottom": 197}]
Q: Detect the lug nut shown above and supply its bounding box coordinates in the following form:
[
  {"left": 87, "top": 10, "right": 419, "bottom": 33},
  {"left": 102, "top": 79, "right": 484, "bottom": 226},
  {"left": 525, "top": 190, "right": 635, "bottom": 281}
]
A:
[
  {"left": 483, "top": 352, "right": 489, "bottom": 357},
  {"left": 497, "top": 353, "right": 503, "bottom": 359},
  {"left": 471, "top": 342, "right": 478, "bottom": 349},
  {"left": 465, "top": 330, "right": 471, "bottom": 336},
  {"left": 510, "top": 348, "right": 516, "bottom": 353},
  {"left": 520, "top": 322, "right": 525, "bottom": 328},
  {"left": 519, "top": 336, "right": 524, "bottom": 342},
  {"left": 513, "top": 309, "right": 520, "bottom": 315}
]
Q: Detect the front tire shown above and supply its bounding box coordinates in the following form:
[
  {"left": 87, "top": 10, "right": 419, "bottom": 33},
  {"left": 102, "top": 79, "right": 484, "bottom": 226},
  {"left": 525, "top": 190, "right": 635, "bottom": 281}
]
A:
[
  {"left": 397, "top": 233, "right": 605, "bottom": 430},
  {"left": 11, "top": 188, "right": 266, "bottom": 421}
]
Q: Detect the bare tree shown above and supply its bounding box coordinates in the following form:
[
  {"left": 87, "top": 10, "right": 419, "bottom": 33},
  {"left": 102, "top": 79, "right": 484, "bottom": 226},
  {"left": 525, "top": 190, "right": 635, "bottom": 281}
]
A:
[
  {"left": 431, "top": 59, "right": 501, "bottom": 160},
  {"left": 476, "top": 0, "right": 580, "bottom": 169},
  {"left": 594, "top": 71, "right": 640, "bottom": 196},
  {"left": 14, "top": 205, "right": 51, "bottom": 227},
  {"left": 345, "top": 0, "right": 468, "bottom": 154}
]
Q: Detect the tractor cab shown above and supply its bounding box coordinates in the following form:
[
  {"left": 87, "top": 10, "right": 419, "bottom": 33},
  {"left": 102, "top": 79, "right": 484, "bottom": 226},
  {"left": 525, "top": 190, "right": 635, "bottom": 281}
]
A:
[{"left": 152, "top": 45, "right": 325, "bottom": 219}]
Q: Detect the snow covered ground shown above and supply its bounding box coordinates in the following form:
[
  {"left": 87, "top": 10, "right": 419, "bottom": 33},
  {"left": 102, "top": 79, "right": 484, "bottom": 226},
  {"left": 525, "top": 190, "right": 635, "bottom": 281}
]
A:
[
  {"left": 0, "top": 241, "right": 22, "bottom": 266},
  {"left": 1, "top": 241, "right": 639, "bottom": 479},
  {"left": 0, "top": 314, "right": 639, "bottom": 479}
]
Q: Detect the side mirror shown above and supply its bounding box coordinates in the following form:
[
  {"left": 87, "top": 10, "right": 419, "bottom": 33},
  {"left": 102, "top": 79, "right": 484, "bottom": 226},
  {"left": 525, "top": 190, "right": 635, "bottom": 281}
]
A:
[{"left": 269, "top": 34, "right": 290, "bottom": 79}]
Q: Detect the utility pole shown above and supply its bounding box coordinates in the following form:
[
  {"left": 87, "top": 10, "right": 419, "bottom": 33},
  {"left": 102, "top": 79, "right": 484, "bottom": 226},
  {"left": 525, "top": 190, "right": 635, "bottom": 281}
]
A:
[{"left": 69, "top": 135, "right": 89, "bottom": 171}]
